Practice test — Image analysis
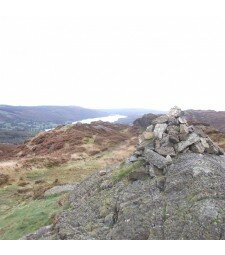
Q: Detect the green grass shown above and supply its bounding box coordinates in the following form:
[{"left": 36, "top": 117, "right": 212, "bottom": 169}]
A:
[
  {"left": 113, "top": 160, "right": 144, "bottom": 183},
  {"left": 83, "top": 136, "right": 95, "bottom": 144},
  {"left": 26, "top": 159, "right": 101, "bottom": 184},
  {"left": 0, "top": 193, "right": 65, "bottom": 240}
]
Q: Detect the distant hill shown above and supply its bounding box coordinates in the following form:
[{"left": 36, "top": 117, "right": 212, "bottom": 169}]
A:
[
  {"left": 0, "top": 105, "right": 106, "bottom": 123},
  {"left": 185, "top": 109, "right": 225, "bottom": 133},
  {"left": 133, "top": 109, "right": 225, "bottom": 134},
  {"left": 0, "top": 105, "right": 107, "bottom": 144},
  {"left": 0, "top": 105, "right": 163, "bottom": 143},
  {"left": 104, "top": 108, "right": 164, "bottom": 125}
]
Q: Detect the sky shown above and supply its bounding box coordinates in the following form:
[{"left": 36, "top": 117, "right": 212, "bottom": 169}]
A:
[{"left": 0, "top": 1, "right": 225, "bottom": 111}]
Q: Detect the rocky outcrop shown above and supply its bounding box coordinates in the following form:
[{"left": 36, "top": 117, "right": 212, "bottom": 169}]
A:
[
  {"left": 44, "top": 184, "right": 77, "bottom": 197},
  {"left": 133, "top": 113, "right": 160, "bottom": 129},
  {"left": 25, "top": 107, "right": 225, "bottom": 240}
]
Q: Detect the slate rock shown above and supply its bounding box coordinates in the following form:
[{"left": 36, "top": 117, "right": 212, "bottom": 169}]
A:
[
  {"left": 144, "top": 149, "right": 168, "bottom": 169},
  {"left": 177, "top": 133, "right": 200, "bottom": 152},
  {"left": 129, "top": 155, "right": 138, "bottom": 162},
  {"left": 179, "top": 124, "right": 190, "bottom": 141},
  {"left": 148, "top": 164, "right": 156, "bottom": 178}
]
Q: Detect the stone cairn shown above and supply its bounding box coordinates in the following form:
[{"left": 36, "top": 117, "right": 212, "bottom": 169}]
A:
[{"left": 130, "top": 106, "right": 224, "bottom": 170}]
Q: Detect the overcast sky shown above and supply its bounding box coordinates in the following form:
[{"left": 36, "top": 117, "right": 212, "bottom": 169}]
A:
[{"left": 0, "top": 1, "right": 225, "bottom": 111}]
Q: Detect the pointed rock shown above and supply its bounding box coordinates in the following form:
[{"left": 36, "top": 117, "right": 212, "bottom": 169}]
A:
[{"left": 168, "top": 106, "right": 182, "bottom": 118}]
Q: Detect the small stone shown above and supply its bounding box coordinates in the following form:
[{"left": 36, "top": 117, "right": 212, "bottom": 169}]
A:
[
  {"left": 154, "top": 124, "right": 167, "bottom": 139},
  {"left": 134, "top": 150, "right": 143, "bottom": 157},
  {"left": 167, "top": 106, "right": 182, "bottom": 118},
  {"left": 166, "top": 155, "right": 173, "bottom": 165},
  {"left": 200, "top": 138, "right": 209, "bottom": 149},
  {"left": 152, "top": 115, "right": 169, "bottom": 124},
  {"left": 104, "top": 213, "right": 114, "bottom": 227},
  {"left": 99, "top": 170, "right": 107, "bottom": 176},
  {"left": 148, "top": 164, "right": 156, "bottom": 178},
  {"left": 129, "top": 155, "right": 138, "bottom": 163}
]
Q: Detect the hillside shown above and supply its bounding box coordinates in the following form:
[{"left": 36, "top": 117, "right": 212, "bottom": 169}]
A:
[
  {"left": 0, "top": 105, "right": 159, "bottom": 144},
  {"left": 2, "top": 107, "right": 225, "bottom": 239},
  {"left": 0, "top": 121, "right": 139, "bottom": 239},
  {"left": 23, "top": 107, "right": 225, "bottom": 240}
]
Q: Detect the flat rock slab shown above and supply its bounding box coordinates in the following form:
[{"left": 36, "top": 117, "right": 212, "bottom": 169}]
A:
[
  {"left": 145, "top": 149, "right": 168, "bottom": 169},
  {"left": 177, "top": 133, "right": 200, "bottom": 152},
  {"left": 44, "top": 184, "right": 77, "bottom": 197}
]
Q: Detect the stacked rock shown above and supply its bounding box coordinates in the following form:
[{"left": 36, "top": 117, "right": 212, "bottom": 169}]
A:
[{"left": 131, "top": 106, "right": 224, "bottom": 170}]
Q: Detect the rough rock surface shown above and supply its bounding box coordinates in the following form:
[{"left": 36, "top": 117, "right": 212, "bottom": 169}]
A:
[
  {"left": 31, "top": 153, "right": 225, "bottom": 240},
  {"left": 44, "top": 184, "right": 77, "bottom": 197},
  {"left": 25, "top": 107, "right": 225, "bottom": 240}
]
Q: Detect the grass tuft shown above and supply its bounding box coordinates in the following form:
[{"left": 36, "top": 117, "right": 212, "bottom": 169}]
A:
[{"left": 113, "top": 160, "right": 144, "bottom": 183}]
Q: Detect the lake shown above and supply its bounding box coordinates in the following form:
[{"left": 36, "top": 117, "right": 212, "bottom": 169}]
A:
[{"left": 72, "top": 114, "right": 127, "bottom": 124}]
